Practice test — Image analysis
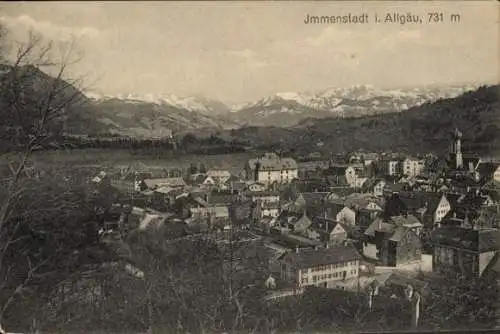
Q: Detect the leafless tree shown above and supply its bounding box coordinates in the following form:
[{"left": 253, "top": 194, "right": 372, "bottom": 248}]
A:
[{"left": 0, "top": 26, "right": 89, "bottom": 333}]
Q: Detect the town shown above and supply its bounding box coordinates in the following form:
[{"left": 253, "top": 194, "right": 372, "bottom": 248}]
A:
[
  {"left": 0, "top": 2, "right": 498, "bottom": 333},
  {"left": 85, "top": 128, "right": 500, "bottom": 328}
]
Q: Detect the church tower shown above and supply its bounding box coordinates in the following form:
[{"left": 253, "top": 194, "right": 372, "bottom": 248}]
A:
[{"left": 450, "top": 128, "right": 463, "bottom": 169}]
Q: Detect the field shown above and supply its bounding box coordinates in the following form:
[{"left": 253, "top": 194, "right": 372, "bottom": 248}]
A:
[{"left": 17, "top": 148, "right": 255, "bottom": 175}]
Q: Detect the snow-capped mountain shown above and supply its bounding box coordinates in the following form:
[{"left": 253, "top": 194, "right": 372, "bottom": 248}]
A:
[
  {"left": 85, "top": 92, "right": 231, "bottom": 115},
  {"left": 230, "top": 84, "right": 482, "bottom": 127},
  {"left": 67, "top": 91, "right": 237, "bottom": 137},
  {"left": 77, "top": 84, "right": 482, "bottom": 136}
]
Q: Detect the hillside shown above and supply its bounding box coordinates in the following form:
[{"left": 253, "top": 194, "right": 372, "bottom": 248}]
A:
[
  {"left": 227, "top": 85, "right": 500, "bottom": 156},
  {"left": 0, "top": 64, "right": 240, "bottom": 140},
  {"left": 66, "top": 98, "right": 238, "bottom": 137}
]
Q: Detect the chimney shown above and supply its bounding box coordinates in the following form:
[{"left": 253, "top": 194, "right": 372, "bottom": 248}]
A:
[{"left": 378, "top": 218, "right": 382, "bottom": 230}]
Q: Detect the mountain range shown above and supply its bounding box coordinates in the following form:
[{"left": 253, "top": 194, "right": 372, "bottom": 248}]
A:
[
  {"left": 227, "top": 85, "right": 480, "bottom": 127},
  {"left": 81, "top": 84, "right": 480, "bottom": 133},
  {"left": 1, "top": 64, "right": 496, "bottom": 156},
  {"left": 225, "top": 84, "right": 500, "bottom": 157}
]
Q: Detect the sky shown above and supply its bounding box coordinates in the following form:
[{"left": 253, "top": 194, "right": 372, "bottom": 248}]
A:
[{"left": 0, "top": 1, "right": 498, "bottom": 104}]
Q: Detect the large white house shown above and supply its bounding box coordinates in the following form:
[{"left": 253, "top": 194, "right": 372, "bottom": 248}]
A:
[
  {"left": 400, "top": 157, "right": 425, "bottom": 177},
  {"left": 279, "top": 245, "right": 361, "bottom": 289},
  {"left": 245, "top": 153, "right": 298, "bottom": 185}
]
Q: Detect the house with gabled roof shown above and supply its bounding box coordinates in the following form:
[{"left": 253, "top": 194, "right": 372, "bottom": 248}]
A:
[
  {"left": 274, "top": 210, "right": 312, "bottom": 235},
  {"left": 279, "top": 244, "right": 361, "bottom": 288},
  {"left": 324, "top": 164, "right": 358, "bottom": 188},
  {"left": 362, "top": 178, "right": 386, "bottom": 197},
  {"left": 142, "top": 177, "right": 187, "bottom": 190},
  {"left": 430, "top": 227, "right": 500, "bottom": 278},
  {"left": 324, "top": 201, "right": 357, "bottom": 227},
  {"left": 363, "top": 215, "right": 423, "bottom": 267},
  {"left": 306, "top": 217, "right": 348, "bottom": 245},
  {"left": 245, "top": 153, "right": 299, "bottom": 185},
  {"left": 384, "top": 192, "right": 451, "bottom": 228}
]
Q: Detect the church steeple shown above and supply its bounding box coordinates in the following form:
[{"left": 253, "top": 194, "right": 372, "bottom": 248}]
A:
[{"left": 450, "top": 128, "right": 463, "bottom": 169}]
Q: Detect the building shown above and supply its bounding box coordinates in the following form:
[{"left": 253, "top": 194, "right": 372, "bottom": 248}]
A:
[
  {"left": 260, "top": 202, "right": 281, "bottom": 218},
  {"left": 274, "top": 211, "right": 312, "bottom": 235},
  {"left": 384, "top": 192, "right": 451, "bottom": 228},
  {"left": 378, "top": 158, "right": 400, "bottom": 177},
  {"left": 279, "top": 245, "right": 361, "bottom": 288},
  {"left": 324, "top": 164, "right": 358, "bottom": 188},
  {"left": 363, "top": 216, "right": 423, "bottom": 267},
  {"left": 245, "top": 190, "right": 280, "bottom": 204},
  {"left": 362, "top": 179, "right": 386, "bottom": 197},
  {"left": 324, "top": 202, "right": 357, "bottom": 227},
  {"left": 245, "top": 153, "right": 299, "bottom": 185},
  {"left": 400, "top": 157, "right": 425, "bottom": 177},
  {"left": 142, "top": 177, "right": 187, "bottom": 190},
  {"left": 449, "top": 128, "right": 464, "bottom": 170},
  {"left": 306, "top": 217, "right": 348, "bottom": 245},
  {"left": 430, "top": 227, "right": 500, "bottom": 278}
]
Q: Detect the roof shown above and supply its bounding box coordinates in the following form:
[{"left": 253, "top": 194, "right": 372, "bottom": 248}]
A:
[
  {"left": 271, "top": 234, "right": 320, "bottom": 249},
  {"left": 211, "top": 206, "right": 229, "bottom": 218},
  {"left": 397, "top": 191, "right": 444, "bottom": 214},
  {"left": 229, "top": 181, "right": 247, "bottom": 192},
  {"left": 343, "top": 193, "right": 382, "bottom": 210},
  {"left": 365, "top": 215, "right": 422, "bottom": 238},
  {"left": 208, "top": 193, "right": 234, "bottom": 205},
  {"left": 326, "top": 175, "right": 350, "bottom": 186},
  {"left": 430, "top": 227, "right": 500, "bottom": 252},
  {"left": 281, "top": 245, "right": 361, "bottom": 269},
  {"left": 261, "top": 202, "right": 281, "bottom": 210},
  {"left": 477, "top": 162, "right": 500, "bottom": 182},
  {"left": 154, "top": 186, "right": 175, "bottom": 195},
  {"left": 293, "top": 213, "right": 312, "bottom": 230},
  {"left": 309, "top": 217, "right": 339, "bottom": 234},
  {"left": 389, "top": 226, "right": 411, "bottom": 242},
  {"left": 383, "top": 182, "right": 408, "bottom": 194},
  {"left": 206, "top": 170, "right": 232, "bottom": 178},
  {"left": 362, "top": 178, "right": 385, "bottom": 192},
  {"left": 245, "top": 190, "right": 280, "bottom": 197},
  {"left": 144, "top": 177, "right": 186, "bottom": 189},
  {"left": 325, "top": 202, "right": 351, "bottom": 218},
  {"left": 301, "top": 192, "right": 328, "bottom": 207},
  {"left": 247, "top": 153, "right": 298, "bottom": 171},
  {"left": 325, "top": 165, "right": 353, "bottom": 176}
]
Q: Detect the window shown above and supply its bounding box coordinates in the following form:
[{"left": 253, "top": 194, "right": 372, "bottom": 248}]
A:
[{"left": 313, "top": 276, "right": 317, "bottom": 282}]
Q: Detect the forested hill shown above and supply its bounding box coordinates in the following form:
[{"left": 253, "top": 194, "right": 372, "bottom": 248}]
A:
[{"left": 227, "top": 85, "right": 500, "bottom": 156}]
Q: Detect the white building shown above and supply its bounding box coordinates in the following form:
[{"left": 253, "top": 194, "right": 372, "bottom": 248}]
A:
[
  {"left": 279, "top": 245, "right": 361, "bottom": 288},
  {"left": 379, "top": 158, "right": 400, "bottom": 176},
  {"left": 245, "top": 153, "right": 299, "bottom": 185},
  {"left": 401, "top": 157, "right": 425, "bottom": 177}
]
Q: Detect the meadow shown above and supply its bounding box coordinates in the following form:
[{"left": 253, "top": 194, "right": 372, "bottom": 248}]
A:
[{"left": 23, "top": 148, "right": 255, "bottom": 175}]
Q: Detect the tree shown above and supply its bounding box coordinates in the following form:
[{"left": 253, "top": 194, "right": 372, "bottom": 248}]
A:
[{"left": 0, "top": 26, "right": 106, "bottom": 333}]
